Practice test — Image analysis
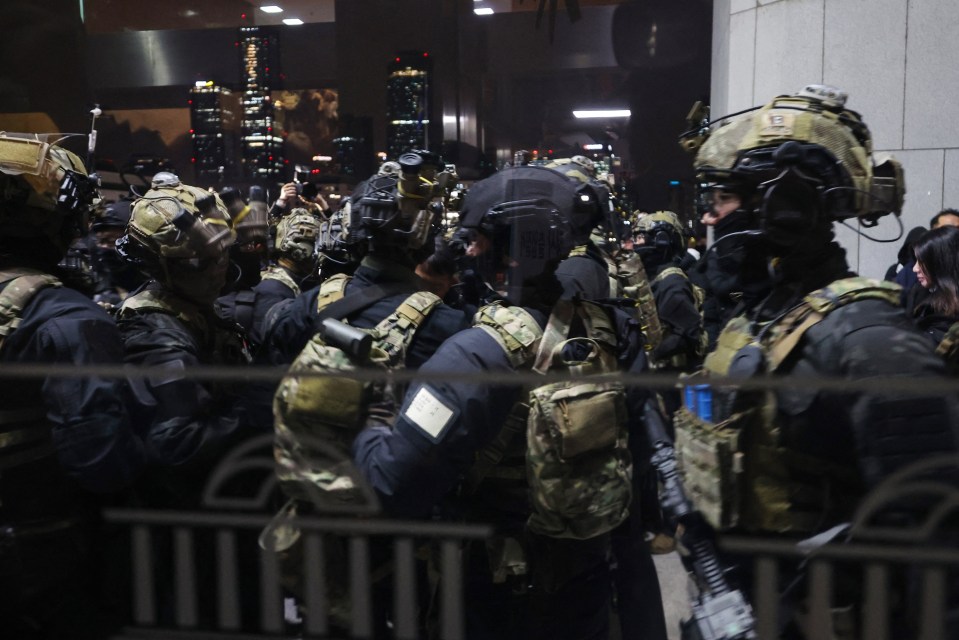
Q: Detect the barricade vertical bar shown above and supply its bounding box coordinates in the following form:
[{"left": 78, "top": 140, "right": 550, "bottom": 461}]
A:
[
  {"left": 439, "top": 539, "right": 464, "bottom": 640},
  {"left": 919, "top": 566, "right": 945, "bottom": 640},
  {"left": 862, "top": 563, "right": 889, "bottom": 640},
  {"left": 303, "top": 532, "right": 329, "bottom": 636},
  {"left": 393, "top": 537, "right": 417, "bottom": 639},
  {"left": 753, "top": 556, "right": 778, "bottom": 639},
  {"left": 350, "top": 536, "right": 373, "bottom": 638},
  {"left": 216, "top": 528, "right": 241, "bottom": 630},
  {"left": 174, "top": 526, "right": 198, "bottom": 628},
  {"left": 260, "top": 537, "right": 284, "bottom": 633},
  {"left": 806, "top": 560, "right": 833, "bottom": 639},
  {"left": 131, "top": 524, "right": 156, "bottom": 625}
]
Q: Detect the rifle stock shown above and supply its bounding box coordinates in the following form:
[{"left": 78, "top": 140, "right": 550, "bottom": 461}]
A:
[{"left": 644, "top": 399, "right": 757, "bottom": 640}]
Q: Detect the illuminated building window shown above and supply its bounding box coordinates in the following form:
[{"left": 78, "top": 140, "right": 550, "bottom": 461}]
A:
[{"left": 386, "top": 52, "right": 431, "bottom": 160}]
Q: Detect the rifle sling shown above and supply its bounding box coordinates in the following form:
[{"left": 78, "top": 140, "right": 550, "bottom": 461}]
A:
[{"left": 313, "top": 282, "right": 417, "bottom": 329}]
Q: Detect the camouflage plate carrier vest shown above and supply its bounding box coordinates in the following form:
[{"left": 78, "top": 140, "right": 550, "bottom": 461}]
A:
[
  {"left": 472, "top": 298, "right": 633, "bottom": 540},
  {"left": 651, "top": 266, "right": 708, "bottom": 368},
  {"left": 674, "top": 277, "right": 900, "bottom": 533},
  {"left": 272, "top": 273, "right": 443, "bottom": 509},
  {"left": 570, "top": 245, "right": 664, "bottom": 352},
  {"left": 263, "top": 275, "right": 441, "bottom": 628},
  {"left": 0, "top": 268, "right": 62, "bottom": 471},
  {"left": 616, "top": 253, "right": 663, "bottom": 352}
]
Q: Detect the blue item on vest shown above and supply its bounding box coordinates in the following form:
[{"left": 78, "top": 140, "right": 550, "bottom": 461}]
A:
[{"left": 684, "top": 384, "right": 712, "bottom": 422}]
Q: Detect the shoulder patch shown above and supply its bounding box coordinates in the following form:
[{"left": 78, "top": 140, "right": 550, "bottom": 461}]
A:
[{"left": 402, "top": 385, "right": 459, "bottom": 443}]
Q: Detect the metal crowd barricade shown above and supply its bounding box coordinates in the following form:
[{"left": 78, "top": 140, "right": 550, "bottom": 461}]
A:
[
  {"left": 716, "top": 455, "right": 959, "bottom": 640},
  {"left": 10, "top": 359, "right": 955, "bottom": 639},
  {"left": 102, "top": 433, "right": 492, "bottom": 640}
]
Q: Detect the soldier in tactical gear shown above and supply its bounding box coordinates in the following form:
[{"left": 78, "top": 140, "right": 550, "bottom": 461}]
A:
[
  {"left": 0, "top": 132, "right": 146, "bottom": 637},
  {"left": 544, "top": 156, "right": 621, "bottom": 300},
  {"left": 633, "top": 210, "right": 707, "bottom": 413},
  {"left": 89, "top": 196, "right": 146, "bottom": 308},
  {"left": 540, "top": 161, "right": 671, "bottom": 640},
  {"left": 634, "top": 211, "right": 705, "bottom": 360},
  {"left": 257, "top": 152, "right": 470, "bottom": 370},
  {"left": 114, "top": 173, "right": 261, "bottom": 506},
  {"left": 219, "top": 185, "right": 272, "bottom": 293},
  {"left": 263, "top": 154, "right": 471, "bottom": 636},
  {"left": 217, "top": 206, "right": 323, "bottom": 350},
  {"left": 352, "top": 163, "right": 667, "bottom": 640},
  {"left": 682, "top": 85, "right": 959, "bottom": 637}
]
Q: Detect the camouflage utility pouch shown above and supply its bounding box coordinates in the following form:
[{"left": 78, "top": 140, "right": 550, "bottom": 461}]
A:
[
  {"left": 527, "top": 367, "right": 631, "bottom": 539},
  {"left": 258, "top": 499, "right": 353, "bottom": 629},
  {"left": 274, "top": 336, "right": 392, "bottom": 505},
  {"left": 673, "top": 405, "right": 745, "bottom": 530},
  {"left": 526, "top": 299, "right": 632, "bottom": 540},
  {"left": 676, "top": 277, "right": 901, "bottom": 533}
]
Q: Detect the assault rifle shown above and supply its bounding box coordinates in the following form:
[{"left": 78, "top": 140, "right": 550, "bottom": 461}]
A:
[{"left": 644, "top": 400, "right": 757, "bottom": 640}]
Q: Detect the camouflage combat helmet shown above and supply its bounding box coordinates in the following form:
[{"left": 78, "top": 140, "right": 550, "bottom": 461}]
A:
[
  {"left": 223, "top": 185, "right": 270, "bottom": 248},
  {"left": 123, "top": 173, "right": 234, "bottom": 264},
  {"left": 0, "top": 132, "right": 99, "bottom": 254},
  {"left": 542, "top": 156, "right": 612, "bottom": 240},
  {"left": 274, "top": 207, "right": 322, "bottom": 263},
  {"left": 118, "top": 173, "right": 235, "bottom": 302},
  {"left": 635, "top": 210, "right": 684, "bottom": 237},
  {"left": 693, "top": 84, "right": 904, "bottom": 226},
  {"left": 376, "top": 160, "right": 402, "bottom": 177},
  {"left": 545, "top": 155, "right": 597, "bottom": 183},
  {"left": 634, "top": 210, "right": 686, "bottom": 263}
]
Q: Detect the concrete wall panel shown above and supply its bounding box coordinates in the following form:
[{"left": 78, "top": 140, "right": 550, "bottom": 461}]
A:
[
  {"left": 834, "top": 218, "right": 861, "bottom": 273},
  {"left": 904, "top": 0, "right": 959, "bottom": 149},
  {"left": 712, "top": 0, "right": 732, "bottom": 118},
  {"left": 944, "top": 149, "right": 959, "bottom": 209},
  {"left": 754, "top": 0, "right": 825, "bottom": 102},
  {"left": 727, "top": 10, "right": 757, "bottom": 114},
  {"left": 823, "top": 0, "right": 907, "bottom": 151}
]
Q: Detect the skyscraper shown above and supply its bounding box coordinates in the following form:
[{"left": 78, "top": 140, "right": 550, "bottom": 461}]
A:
[
  {"left": 238, "top": 26, "right": 284, "bottom": 181},
  {"left": 386, "top": 51, "right": 431, "bottom": 160},
  {"left": 334, "top": 114, "right": 374, "bottom": 179},
  {"left": 189, "top": 82, "right": 237, "bottom": 184}
]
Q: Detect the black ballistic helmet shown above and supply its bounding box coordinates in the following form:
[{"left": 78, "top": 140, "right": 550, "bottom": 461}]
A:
[{"left": 458, "top": 164, "right": 591, "bottom": 306}]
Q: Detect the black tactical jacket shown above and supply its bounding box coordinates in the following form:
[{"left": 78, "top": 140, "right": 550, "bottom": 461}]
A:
[{"left": 1, "top": 282, "right": 145, "bottom": 521}]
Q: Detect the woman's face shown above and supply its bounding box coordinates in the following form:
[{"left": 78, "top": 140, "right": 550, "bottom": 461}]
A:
[{"left": 913, "top": 257, "right": 931, "bottom": 289}]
